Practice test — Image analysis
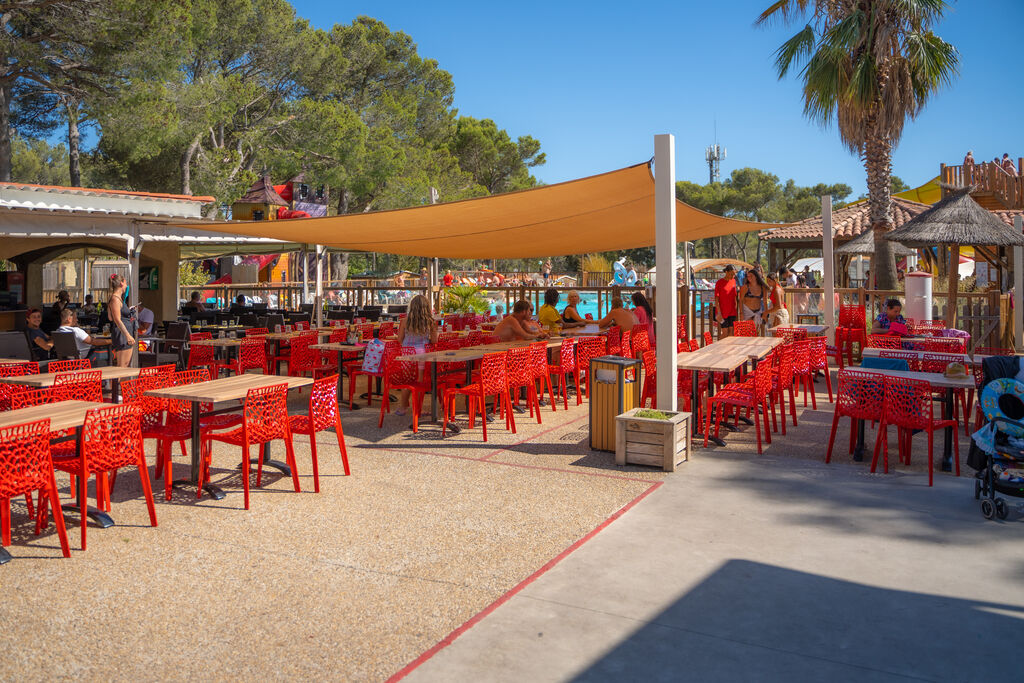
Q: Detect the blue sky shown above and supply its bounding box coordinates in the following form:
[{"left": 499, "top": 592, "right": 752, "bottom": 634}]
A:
[{"left": 293, "top": 0, "right": 1022, "bottom": 196}]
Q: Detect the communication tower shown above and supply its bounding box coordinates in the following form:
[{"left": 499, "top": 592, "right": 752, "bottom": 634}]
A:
[{"left": 705, "top": 143, "right": 726, "bottom": 184}]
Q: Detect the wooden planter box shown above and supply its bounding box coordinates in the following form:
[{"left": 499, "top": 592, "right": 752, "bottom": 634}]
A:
[{"left": 615, "top": 408, "right": 690, "bottom": 472}]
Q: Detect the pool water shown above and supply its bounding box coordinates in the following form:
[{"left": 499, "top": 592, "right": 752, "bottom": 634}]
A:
[{"left": 488, "top": 294, "right": 602, "bottom": 319}]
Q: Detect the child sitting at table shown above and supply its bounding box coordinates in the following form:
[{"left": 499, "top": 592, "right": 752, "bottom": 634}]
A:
[{"left": 871, "top": 298, "right": 908, "bottom": 336}]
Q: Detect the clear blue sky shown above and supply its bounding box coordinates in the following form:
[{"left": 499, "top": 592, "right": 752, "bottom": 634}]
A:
[{"left": 292, "top": 0, "right": 1023, "bottom": 196}]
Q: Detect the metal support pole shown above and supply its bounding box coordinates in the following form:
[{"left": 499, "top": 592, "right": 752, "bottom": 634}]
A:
[
  {"left": 315, "top": 244, "right": 324, "bottom": 328},
  {"left": 822, "top": 196, "right": 836, "bottom": 346},
  {"left": 301, "top": 245, "right": 309, "bottom": 304},
  {"left": 682, "top": 241, "right": 691, "bottom": 339},
  {"left": 654, "top": 134, "right": 678, "bottom": 410}
]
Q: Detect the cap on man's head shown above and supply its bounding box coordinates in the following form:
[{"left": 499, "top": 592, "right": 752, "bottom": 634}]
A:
[{"left": 723, "top": 264, "right": 735, "bottom": 272}]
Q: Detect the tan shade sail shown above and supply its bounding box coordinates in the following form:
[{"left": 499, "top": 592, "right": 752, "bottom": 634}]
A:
[{"left": 169, "top": 162, "right": 781, "bottom": 258}]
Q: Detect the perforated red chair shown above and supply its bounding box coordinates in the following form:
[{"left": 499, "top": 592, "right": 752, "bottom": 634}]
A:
[
  {"left": 632, "top": 329, "right": 651, "bottom": 358},
  {"left": 703, "top": 331, "right": 713, "bottom": 347},
  {"left": 618, "top": 330, "right": 633, "bottom": 359},
  {"left": 606, "top": 327, "right": 622, "bottom": 356},
  {"left": 443, "top": 351, "right": 514, "bottom": 441},
  {"left": 226, "top": 336, "right": 269, "bottom": 376},
  {"left": 790, "top": 339, "right": 816, "bottom": 409},
  {"left": 507, "top": 345, "right": 542, "bottom": 424},
  {"left": 771, "top": 327, "right": 807, "bottom": 345},
  {"left": 48, "top": 359, "right": 91, "bottom": 373},
  {"left": 139, "top": 364, "right": 176, "bottom": 377},
  {"left": 676, "top": 315, "right": 688, "bottom": 345},
  {"left": 529, "top": 341, "right": 556, "bottom": 410},
  {"left": 826, "top": 370, "right": 884, "bottom": 464},
  {"left": 245, "top": 327, "right": 269, "bottom": 337},
  {"left": 53, "top": 370, "right": 103, "bottom": 402},
  {"left": 806, "top": 336, "right": 834, "bottom": 403},
  {"left": 771, "top": 343, "right": 798, "bottom": 434},
  {"left": 200, "top": 384, "right": 299, "bottom": 509},
  {"left": 575, "top": 336, "right": 607, "bottom": 399},
  {"left": 378, "top": 321, "right": 397, "bottom": 339},
  {"left": 186, "top": 333, "right": 225, "bottom": 380},
  {"left": 289, "top": 374, "right": 349, "bottom": 493},
  {"left": 0, "top": 419, "right": 69, "bottom": 563},
  {"left": 288, "top": 333, "right": 338, "bottom": 379},
  {"left": 547, "top": 339, "right": 581, "bottom": 409},
  {"left": 732, "top": 320, "right": 757, "bottom": 337},
  {"left": 0, "top": 362, "right": 39, "bottom": 411},
  {"left": 872, "top": 376, "right": 960, "bottom": 485},
  {"left": 47, "top": 404, "right": 157, "bottom": 550},
  {"left": 837, "top": 304, "right": 867, "bottom": 365},
  {"left": 921, "top": 352, "right": 971, "bottom": 436},
  {"left": 377, "top": 346, "right": 431, "bottom": 433},
  {"left": 878, "top": 349, "right": 921, "bottom": 371},
  {"left": 867, "top": 334, "right": 902, "bottom": 350},
  {"left": 704, "top": 360, "right": 774, "bottom": 454}
]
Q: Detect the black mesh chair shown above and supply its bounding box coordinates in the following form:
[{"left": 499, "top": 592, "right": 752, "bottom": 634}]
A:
[{"left": 0, "top": 330, "right": 33, "bottom": 360}]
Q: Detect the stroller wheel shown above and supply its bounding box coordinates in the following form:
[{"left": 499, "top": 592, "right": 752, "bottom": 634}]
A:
[
  {"left": 996, "top": 499, "right": 1009, "bottom": 520},
  {"left": 981, "top": 499, "right": 996, "bottom": 520},
  {"left": 974, "top": 478, "right": 982, "bottom": 500}
]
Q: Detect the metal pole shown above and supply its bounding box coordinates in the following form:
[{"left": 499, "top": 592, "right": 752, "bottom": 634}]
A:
[
  {"left": 682, "top": 241, "right": 691, "bottom": 339},
  {"left": 301, "top": 245, "right": 309, "bottom": 304},
  {"left": 315, "top": 244, "right": 324, "bottom": 328},
  {"left": 822, "top": 196, "right": 836, "bottom": 346},
  {"left": 654, "top": 134, "right": 678, "bottom": 410}
]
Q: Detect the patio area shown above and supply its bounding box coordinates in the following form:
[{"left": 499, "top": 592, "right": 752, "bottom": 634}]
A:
[{"left": 3, "top": 371, "right": 1016, "bottom": 681}]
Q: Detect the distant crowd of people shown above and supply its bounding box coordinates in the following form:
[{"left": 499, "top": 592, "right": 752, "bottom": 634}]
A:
[{"left": 962, "top": 150, "right": 1019, "bottom": 178}]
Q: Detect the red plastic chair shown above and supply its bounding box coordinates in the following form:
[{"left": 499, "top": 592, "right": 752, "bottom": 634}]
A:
[
  {"left": 632, "top": 329, "right": 651, "bottom": 358},
  {"left": 507, "top": 345, "right": 542, "bottom": 424},
  {"left": 10, "top": 387, "right": 56, "bottom": 410},
  {"left": 771, "top": 327, "right": 807, "bottom": 345},
  {"left": 676, "top": 315, "right": 688, "bottom": 344},
  {"left": 378, "top": 321, "right": 397, "bottom": 339},
  {"left": 0, "top": 362, "right": 39, "bottom": 411},
  {"left": 868, "top": 334, "right": 902, "bottom": 350},
  {"left": 791, "top": 339, "right": 816, "bottom": 409},
  {"left": 355, "top": 323, "right": 375, "bottom": 342},
  {"left": 348, "top": 339, "right": 399, "bottom": 410},
  {"left": 878, "top": 349, "right": 921, "bottom": 371},
  {"left": 48, "top": 404, "right": 157, "bottom": 550},
  {"left": 575, "top": 336, "right": 607, "bottom": 399},
  {"left": 732, "top": 320, "right": 757, "bottom": 337},
  {"left": 826, "top": 370, "right": 884, "bottom": 463},
  {"left": 0, "top": 419, "right": 70, "bottom": 562},
  {"left": 200, "top": 384, "right": 299, "bottom": 509},
  {"left": 443, "top": 351, "right": 514, "bottom": 441},
  {"left": 837, "top": 305, "right": 867, "bottom": 365},
  {"left": 872, "top": 376, "right": 960, "bottom": 485},
  {"left": 289, "top": 374, "right": 349, "bottom": 493},
  {"left": 640, "top": 349, "right": 657, "bottom": 409},
  {"left": 529, "top": 341, "right": 556, "bottom": 411},
  {"left": 227, "top": 336, "right": 269, "bottom": 376},
  {"left": 53, "top": 370, "right": 103, "bottom": 402},
  {"left": 921, "top": 337, "right": 966, "bottom": 354},
  {"left": 289, "top": 333, "right": 338, "bottom": 379},
  {"left": 186, "top": 333, "right": 225, "bottom": 380},
  {"left": 547, "top": 339, "right": 581, "bottom": 409},
  {"left": 378, "top": 346, "right": 431, "bottom": 432},
  {"left": 140, "top": 364, "right": 176, "bottom": 377},
  {"left": 48, "top": 359, "right": 91, "bottom": 373},
  {"left": 606, "top": 327, "right": 622, "bottom": 356},
  {"left": 245, "top": 327, "right": 269, "bottom": 337},
  {"left": 806, "top": 336, "right": 834, "bottom": 403},
  {"left": 921, "top": 352, "right": 971, "bottom": 436},
  {"left": 704, "top": 360, "right": 774, "bottom": 453},
  {"left": 293, "top": 321, "right": 310, "bottom": 331},
  {"left": 703, "top": 331, "right": 713, "bottom": 347},
  {"left": 771, "top": 343, "right": 798, "bottom": 434}
]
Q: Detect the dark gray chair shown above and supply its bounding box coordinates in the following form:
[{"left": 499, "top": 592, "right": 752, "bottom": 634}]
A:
[
  {"left": 51, "top": 331, "right": 82, "bottom": 360},
  {"left": 266, "top": 313, "right": 286, "bottom": 331},
  {"left": 0, "top": 330, "right": 33, "bottom": 360}
]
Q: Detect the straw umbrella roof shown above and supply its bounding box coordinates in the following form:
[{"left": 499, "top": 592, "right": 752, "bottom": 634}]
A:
[
  {"left": 885, "top": 188, "right": 1024, "bottom": 247},
  {"left": 835, "top": 227, "right": 915, "bottom": 256}
]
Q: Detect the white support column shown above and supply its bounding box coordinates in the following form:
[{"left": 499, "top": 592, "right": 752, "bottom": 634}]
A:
[
  {"left": 654, "top": 134, "right": 678, "bottom": 410},
  {"left": 315, "top": 244, "right": 324, "bottom": 327},
  {"left": 126, "top": 223, "right": 142, "bottom": 368},
  {"left": 1015, "top": 216, "right": 1023, "bottom": 351},
  {"left": 822, "top": 196, "right": 836, "bottom": 346},
  {"left": 301, "top": 244, "right": 309, "bottom": 304}
]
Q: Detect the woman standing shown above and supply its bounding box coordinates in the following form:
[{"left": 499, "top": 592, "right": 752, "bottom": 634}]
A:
[
  {"left": 765, "top": 269, "right": 790, "bottom": 327},
  {"left": 396, "top": 294, "right": 438, "bottom": 416},
  {"left": 107, "top": 274, "right": 136, "bottom": 368},
  {"left": 738, "top": 268, "right": 767, "bottom": 326},
  {"left": 630, "top": 292, "right": 655, "bottom": 343}
]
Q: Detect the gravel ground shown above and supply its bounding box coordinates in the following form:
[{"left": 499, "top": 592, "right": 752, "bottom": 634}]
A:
[{"left": 0, "top": 369, "right": 970, "bottom": 680}]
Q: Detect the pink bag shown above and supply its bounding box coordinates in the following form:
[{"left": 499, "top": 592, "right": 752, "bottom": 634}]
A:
[{"left": 360, "top": 339, "right": 386, "bottom": 373}]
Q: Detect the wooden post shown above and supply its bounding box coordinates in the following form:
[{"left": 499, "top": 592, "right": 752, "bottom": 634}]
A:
[
  {"left": 821, "top": 196, "right": 836, "bottom": 346},
  {"left": 946, "top": 243, "right": 959, "bottom": 328},
  {"left": 1015, "top": 217, "right": 1023, "bottom": 351}
]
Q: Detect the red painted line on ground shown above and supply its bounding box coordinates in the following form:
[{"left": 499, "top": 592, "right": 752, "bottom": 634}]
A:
[
  {"left": 385, "top": 480, "right": 664, "bottom": 683},
  {"left": 479, "top": 414, "right": 589, "bottom": 461}
]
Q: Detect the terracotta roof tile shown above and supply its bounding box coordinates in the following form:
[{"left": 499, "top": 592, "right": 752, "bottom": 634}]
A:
[
  {"left": 762, "top": 197, "right": 931, "bottom": 242},
  {"left": 992, "top": 208, "right": 1024, "bottom": 228}
]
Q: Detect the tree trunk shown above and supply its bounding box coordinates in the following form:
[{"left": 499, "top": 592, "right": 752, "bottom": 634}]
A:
[
  {"left": 0, "top": 83, "right": 11, "bottom": 182},
  {"left": 864, "top": 120, "right": 898, "bottom": 291},
  {"left": 331, "top": 253, "right": 350, "bottom": 283},
  {"left": 180, "top": 134, "right": 202, "bottom": 195},
  {"left": 66, "top": 98, "right": 81, "bottom": 186}
]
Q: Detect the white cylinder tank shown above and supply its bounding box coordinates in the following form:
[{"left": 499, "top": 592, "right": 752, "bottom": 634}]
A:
[{"left": 904, "top": 271, "right": 933, "bottom": 322}]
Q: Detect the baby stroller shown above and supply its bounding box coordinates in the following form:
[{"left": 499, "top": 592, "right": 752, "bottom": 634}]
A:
[{"left": 968, "top": 356, "right": 1024, "bottom": 520}]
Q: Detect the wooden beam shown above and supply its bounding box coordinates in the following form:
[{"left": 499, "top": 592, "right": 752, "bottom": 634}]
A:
[{"left": 946, "top": 244, "right": 959, "bottom": 328}]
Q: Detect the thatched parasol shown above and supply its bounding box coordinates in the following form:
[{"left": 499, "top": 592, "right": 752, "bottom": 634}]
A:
[
  {"left": 835, "top": 228, "right": 915, "bottom": 256},
  {"left": 885, "top": 188, "right": 1024, "bottom": 326}
]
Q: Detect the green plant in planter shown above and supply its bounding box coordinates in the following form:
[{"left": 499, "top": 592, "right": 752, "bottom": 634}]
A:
[
  {"left": 442, "top": 285, "right": 490, "bottom": 314},
  {"left": 635, "top": 408, "right": 670, "bottom": 420}
]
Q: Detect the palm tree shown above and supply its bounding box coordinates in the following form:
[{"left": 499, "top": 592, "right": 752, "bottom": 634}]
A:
[{"left": 759, "top": 0, "right": 958, "bottom": 289}]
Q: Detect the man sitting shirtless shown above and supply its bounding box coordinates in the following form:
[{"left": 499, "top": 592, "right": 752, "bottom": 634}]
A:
[
  {"left": 597, "top": 297, "right": 637, "bottom": 332},
  {"left": 494, "top": 300, "right": 549, "bottom": 341}
]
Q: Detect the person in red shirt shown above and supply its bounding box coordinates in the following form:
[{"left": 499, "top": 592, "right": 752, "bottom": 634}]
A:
[
  {"left": 714, "top": 265, "right": 739, "bottom": 337},
  {"left": 443, "top": 269, "right": 454, "bottom": 287}
]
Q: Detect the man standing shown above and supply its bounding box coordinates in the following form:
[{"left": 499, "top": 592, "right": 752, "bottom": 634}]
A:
[
  {"left": 803, "top": 265, "right": 816, "bottom": 288},
  {"left": 714, "top": 265, "right": 738, "bottom": 337},
  {"left": 443, "top": 269, "right": 454, "bottom": 287}
]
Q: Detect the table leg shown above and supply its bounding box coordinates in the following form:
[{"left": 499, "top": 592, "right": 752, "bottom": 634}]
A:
[
  {"left": 111, "top": 377, "right": 122, "bottom": 404},
  {"left": 0, "top": 546, "right": 10, "bottom": 564},
  {"left": 852, "top": 418, "right": 866, "bottom": 461},
  {"left": 170, "top": 400, "right": 224, "bottom": 500},
  {"left": 942, "top": 387, "right": 954, "bottom": 472},
  {"left": 695, "top": 366, "right": 726, "bottom": 447},
  {"left": 251, "top": 440, "right": 291, "bottom": 477}
]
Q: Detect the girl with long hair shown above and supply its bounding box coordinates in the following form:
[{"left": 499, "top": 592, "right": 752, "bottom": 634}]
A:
[
  {"left": 107, "top": 273, "right": 136, "bottom": 367},
  {"left": 630, "top": 291, "right": 655, "bottom": 342},
  {"left": 738, "top": 267, "right": 767, "bottom": 326},
  {"left": 396, "top": 294, "right": 438, "bottom": 416}
]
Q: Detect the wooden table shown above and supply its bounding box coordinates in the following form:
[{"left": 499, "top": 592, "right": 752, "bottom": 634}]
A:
[
  {"left": 768, "top": 324, "right": 830, "bottom": 335},
  {"left": 678, "top": 337, "right": 783, "bottom": 445},
  {"left": 559, "top": 323, "right": 603, "bottom": 337},
  {"left": 0, "top": 366, "right": 140, "bottom": 402},
  {"left": 843, "top": 367, "right": 973, "bottom": 469},
  {"left": 0, "top": 399, "right": 116, "bottom": 547},
  {"left": 145, "top": 374, "right": 313, "bottom": 499},
  {"left": 861, "top": 348, "right": 972, "bottom": 363},
  {"left": 0, "top": 357, "right": 33, "bottom": 365}
]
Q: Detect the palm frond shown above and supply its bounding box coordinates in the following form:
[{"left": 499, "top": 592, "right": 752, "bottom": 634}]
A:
[
  {"left": 756, "top": 0, "right": 811, "bottom": 26},
  {"left": 892, "top": 0, "right": 950, "bottom": 28},
  {"left": 772, "top": 25, "right": 816, "bottom": 78}
]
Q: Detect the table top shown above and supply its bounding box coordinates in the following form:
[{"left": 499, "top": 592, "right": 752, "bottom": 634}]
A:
[
  {"left": 677, "top": 337, "right": 784, "bottom": 372},
  {"left": 0, "top": 357, "right": 33, "bottom": 365},
  {"left": 0, "top": 400, "right": 109, "bottom": 432},
  {"left": 312, "top": 342, "right": 367, "bottom": 352},
  {"left": 558, "top": 324, "right": 603, "bottom": 337},
  {"left": 398, "top": 339, "right": 556, "bottom": 363},
  {"left": 844, "top": 366, "right": 974, "bottom": 390},
  {"left": 190, "top": 337, "right": 244, "bottom": 348},
  {"left": 0, "top": 366, "right": 140, "bottom": 387},
  {"left": 768, "top": 324, "right": 830, "bottom": 335},
  {"left": 264, "top": 329, "right": 332, "bottom": 341},
  {"left": 145, "top": 373, "right": 313, "bottom": 403},
  {"left": 861, "top": 348, "right": 972, "bottom": 361}
]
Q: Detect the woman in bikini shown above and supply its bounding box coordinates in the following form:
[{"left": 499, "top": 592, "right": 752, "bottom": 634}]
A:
[{"left": 738, "top": 267, "right": 767, "bottom": 326}]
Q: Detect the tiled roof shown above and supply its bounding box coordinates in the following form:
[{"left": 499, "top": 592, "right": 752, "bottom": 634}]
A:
[
  {"left": 762, "top": 197, "right": 931, "bottom": 241},
  {"left": 992, "top": 209, "right": 1024, "bottom": 228}
]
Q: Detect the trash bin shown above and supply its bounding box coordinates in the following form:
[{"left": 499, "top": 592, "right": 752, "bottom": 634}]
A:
[
  {"left": 589, "top": 355, "right": 641, "bottom": 452},
  {"left": 904, "top": 270, "right": 933, "bottom": 322}
]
